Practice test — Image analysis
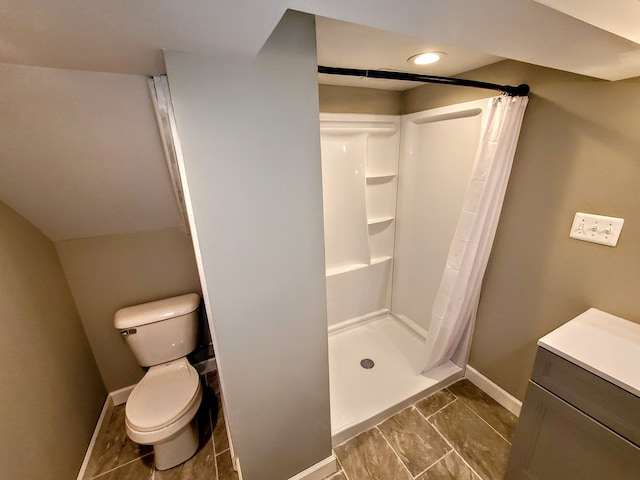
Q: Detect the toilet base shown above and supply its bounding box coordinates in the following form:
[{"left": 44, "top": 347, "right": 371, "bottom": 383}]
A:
[{"left": 154, "top": 417, "right": 200, "bottom": 470}]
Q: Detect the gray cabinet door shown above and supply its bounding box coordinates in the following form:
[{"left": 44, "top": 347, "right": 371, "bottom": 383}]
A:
[
  {"left": 505, "top": 381, "right": 640, "bottom": 480},
  {"left": 532, "top": 347, "right": 640, "bottom": 446}
]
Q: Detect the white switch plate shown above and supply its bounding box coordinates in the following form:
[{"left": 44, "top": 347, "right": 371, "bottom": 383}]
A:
[{"left": 569, "top": 212, "right": 624, "bottom": 247}]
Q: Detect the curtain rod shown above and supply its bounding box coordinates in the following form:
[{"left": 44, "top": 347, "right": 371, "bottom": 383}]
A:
[{"left": 318, "top": 66, "right": 530, "bottom": 97}]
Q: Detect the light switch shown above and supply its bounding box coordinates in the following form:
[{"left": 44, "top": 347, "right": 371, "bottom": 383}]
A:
[{"left": 569, "top": 212, "right": 624, "bottom": 247}]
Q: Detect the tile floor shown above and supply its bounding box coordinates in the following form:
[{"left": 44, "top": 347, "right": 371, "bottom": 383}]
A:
[
  {"left": 326, "top": 379, "right": 518, "bottom": 480},
  {"left": 82, "top": 371, "right": 237, "bottom": 480},
  {"left": 84, "top": 373, "right": 516, "bottom": 480}
]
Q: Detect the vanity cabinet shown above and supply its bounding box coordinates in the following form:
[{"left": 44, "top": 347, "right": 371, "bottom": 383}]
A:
[{"left": 505, "top": 309, "right": 640, "bottom": 480}]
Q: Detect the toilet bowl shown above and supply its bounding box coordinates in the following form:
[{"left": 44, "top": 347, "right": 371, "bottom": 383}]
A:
[
  {"left": 125, "top": 358, "right": 202, "bottom": 470},
  {"left": 115, "top": 293, "right": 203, "bottom": 470}
]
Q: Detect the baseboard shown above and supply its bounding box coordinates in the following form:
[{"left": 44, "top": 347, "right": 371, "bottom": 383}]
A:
[
  {"left": 109, "top": 384, "right": 136, "bottom": 406},
  {"left": 465, "top": 365, "right": 522, "bottom": 417},
  {"left": 287, "top": 454, "right": 337, "bottom": 480},
  {"left": 235, "top": 456, "right": 243, "bottom": 480},
  {"left": 76, "top": 395, "right": 113, "bottom": 480}
]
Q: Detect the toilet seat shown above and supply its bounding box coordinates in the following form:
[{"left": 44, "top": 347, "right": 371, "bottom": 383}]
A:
[{"left": 125, "top": 358, "right": 202, "bottom": 444}]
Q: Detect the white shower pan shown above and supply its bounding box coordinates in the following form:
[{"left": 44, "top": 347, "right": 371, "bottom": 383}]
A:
[{"left": 328, "top": 314, "right": 462, "bottom": 444}]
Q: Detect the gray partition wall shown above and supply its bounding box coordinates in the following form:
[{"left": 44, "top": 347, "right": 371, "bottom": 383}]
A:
[{"left": 164, "top": 10, "right": 333, "bottom": 480}]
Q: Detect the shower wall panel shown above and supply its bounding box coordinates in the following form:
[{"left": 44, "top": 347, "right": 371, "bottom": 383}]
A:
[
  {"left": 392, "top": 100, "right": 488, "bottom": 334},
  {"left": 325, "top": 259, "right": 392, "bottom": 325},
  {"left": 320, "top": 114, "right": 400, "bottom": 327},
  {"left": 321, "top": 133, "right": 369, "bottom": 272}
]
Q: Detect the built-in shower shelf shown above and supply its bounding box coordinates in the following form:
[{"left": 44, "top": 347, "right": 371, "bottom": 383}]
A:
[
  {"left": 321, "top": 113, "right": 400, "bottom": 327},
  {"left": 370, "top": 256, "right": 392, "bottom": 265},
  {"left": 325, "top": 257, "right": 393, "bottom": 276},
  {"left": 367, "top": 216, "right": 395, "bottom": 226},
  {"left": 366, "top": 174, "right": 397, "bottom": 184},
  {"left": 326, "top": 263, "right": 369, "bottom": 277}
]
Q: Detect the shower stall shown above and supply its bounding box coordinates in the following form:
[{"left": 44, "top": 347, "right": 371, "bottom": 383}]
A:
[
  {"left": 152, "top": 62, "right": 527, "bottom": 450},
  {"left": 321, "top": 96, "right": 525, "bottom": 442}
]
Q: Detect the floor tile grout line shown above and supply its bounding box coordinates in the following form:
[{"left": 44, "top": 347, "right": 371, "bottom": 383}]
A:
[
  {"left": 209, "top": 405, "right": 220, "bottom": 480},
  {"left": 333, "top": 452, "right": 350, "bottom": 480},
  {"left": 451, "top": 450, "right": 486, "bottom": 480},
  {"left": 417, "top": 407, "right": 455, "bottom": 452},
  {"left": 339, "top": 380, "right": 460, "bottom": 447},
  {"left": 333, "top": 383, "right": 502, "bottom": 480},
  {"left": 407, "top": 399, "right": 460, "bottom": 477},
  {"left": 421, "top": 400, "right": 493, "bottom": 480},
  {"left": 88, "top": 374, "right": 226, "bottom": 480},
  {"left": 336, "top": 384, "right": 450, "bottom": 451},
  {"left": 433, "top": 421, "right": 485, "bottom": 480},
  {"left": 419, "top": 401, "right": 485, "bottom": 480},
  {"left": 333, "top": 402, "right": 413, "bottom": 451},
  {"left": 90, "top": 452, "right": 154, "bottom": 479},
  {"left": 447, "top": 382, "right": 516, "bottom": 445},
  {"left": 417, "top": 397, "right": 458, "bottom": 422},
  {"left": 456, "top": 399, "right": 513, "bottom": 446},
  {"left": 328, "top": 474, "right": 345, "bottom": 480},
  {"left": 440, "top": 386, "right": 514, "bottom": 446},
  {"left": 108, "top": 379, "right": 499, "bottom": 480},
  {"left": 205, "top": 373, "right": 222, "bottom": 479},
  {"left": 448, "top": 384, "right": 514, "bottom": 444},
  {"left": 412, "top": 449, "right": 453, "bottom": 479},
  {"left": 215, "top": 448, "right": 231, "bottom": 457},
  {"left": 402, "top": 405, "right": 458, "bottom": 477},
  {"left": 374, "top": 426, "right": 415, "bottom": 479},
  {"left": 90, "top": 405, "right": 153, "bottom": 478},
  {"left": 85, "top": 402, "right": 117, "bottom": 480}
]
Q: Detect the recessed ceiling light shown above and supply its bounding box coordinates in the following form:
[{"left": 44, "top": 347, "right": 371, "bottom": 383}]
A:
[{"left": 408, "top": 52, "right": 446, "bottom": 65}]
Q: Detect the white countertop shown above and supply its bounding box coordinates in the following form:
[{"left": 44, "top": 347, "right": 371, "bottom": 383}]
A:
[{"left": 538, "top": 308, "right": 640, "bottom": 397}]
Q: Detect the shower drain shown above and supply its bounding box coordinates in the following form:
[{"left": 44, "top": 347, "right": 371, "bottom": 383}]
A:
[{"left": 360, "top": 358, "right": 375, "bottom": 369}]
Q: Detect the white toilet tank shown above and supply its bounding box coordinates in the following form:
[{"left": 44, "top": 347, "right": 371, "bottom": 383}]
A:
[{"left": 115, "top": 293, "right": 201, "bottom": 367}]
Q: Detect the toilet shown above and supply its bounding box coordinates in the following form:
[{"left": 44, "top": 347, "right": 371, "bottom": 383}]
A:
[{"left": 114, "top": 293, "right": 203, "bottom": 470}]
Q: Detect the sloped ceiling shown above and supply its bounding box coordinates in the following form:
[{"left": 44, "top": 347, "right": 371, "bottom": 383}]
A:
[
  {"left": 0, "top": 63, "right": 182, "bottom": 241},
  {"left": 533, "top": 0, "right": 640, "bottom": 45},
  {"left": 1, "top": 0, "right": 639, "bottom": 80},
  {"left": 1, "top": 0, "right": 640, "bottom": 242}
]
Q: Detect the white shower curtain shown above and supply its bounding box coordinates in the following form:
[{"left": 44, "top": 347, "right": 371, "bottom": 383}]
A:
[{"left": 422, "top": 95, "right": 528, "bottom": 372}]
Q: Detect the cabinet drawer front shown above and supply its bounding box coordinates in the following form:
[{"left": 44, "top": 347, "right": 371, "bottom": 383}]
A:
[
  {"left": 505, "top": 381, "right": 640, "bottom": 480},
  {"left": 532, "top": 347, "right": 640, "bottom": 446}
]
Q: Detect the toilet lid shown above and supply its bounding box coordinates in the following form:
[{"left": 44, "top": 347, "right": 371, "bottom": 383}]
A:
[{"left": 126, "top": 358, "right": 200, "bottom": 432}]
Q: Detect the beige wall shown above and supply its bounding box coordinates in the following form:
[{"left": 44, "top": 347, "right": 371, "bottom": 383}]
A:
[
  {"left": 403, "top": 60, "right": 640, "bottom": 400},
  {"left": 56, "top": 227, "right": 202, "bottom": 392},
  {"left": 0, "top": 200, "right": 105, "bottom": 480},
  {"left": 319, "top": 84, "right": 402, "bottom": 114}
]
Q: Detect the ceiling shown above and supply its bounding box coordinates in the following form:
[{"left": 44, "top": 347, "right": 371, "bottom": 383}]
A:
[
  {"left": 316, "top": 17, "right": 503, "bottom": 91},
  {"left": 533, "top": 0, "right": 640, "bottom": 45},
  {"left": 1, "top": 0, "right": 639, "bottom": 80},
  {"left": 0, "top": 63, "right": 183, "bottom": 241},
  {"left": 1, "top": 0, "right": 640, "bottom": 242}
]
